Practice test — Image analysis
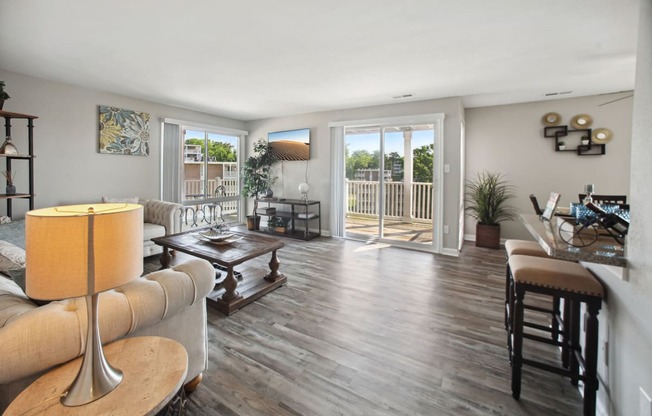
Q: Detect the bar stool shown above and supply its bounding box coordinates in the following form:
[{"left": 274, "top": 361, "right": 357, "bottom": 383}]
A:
[
  {"left": 504, "top": 240, "right": 555, "bottom": 334},
  {"left": 508, "top": 254, "right": 604, "bottom": 416}
]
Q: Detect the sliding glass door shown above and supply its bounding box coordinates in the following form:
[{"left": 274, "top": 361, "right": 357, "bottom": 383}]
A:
[
  {"left": 344, "top": 121, "right": 438, "bottom": 250},
  {"left": 182, "top": 128, "right": 241, "bottom": 224}
]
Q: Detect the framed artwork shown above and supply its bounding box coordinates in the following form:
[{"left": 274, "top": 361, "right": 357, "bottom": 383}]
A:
[
  {"left": 98, "top": 105, "right": 150, "bottom": 156},
  {"left": 541, "top": 192, "right": 561, "bottom": 221}
]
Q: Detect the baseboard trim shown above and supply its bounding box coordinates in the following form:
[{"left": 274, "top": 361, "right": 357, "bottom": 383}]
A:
[{"left": 441, "top": 248, "right": 459, "bottom": 257}]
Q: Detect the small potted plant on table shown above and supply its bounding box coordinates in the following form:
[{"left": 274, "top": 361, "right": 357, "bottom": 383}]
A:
[{"left": 267, "top": 216, "right": 289, "bottom": 234}]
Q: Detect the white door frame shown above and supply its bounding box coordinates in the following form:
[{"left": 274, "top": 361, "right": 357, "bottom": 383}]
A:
[{"left": 329, "top": 113, "right": 445, "bottom": 253}]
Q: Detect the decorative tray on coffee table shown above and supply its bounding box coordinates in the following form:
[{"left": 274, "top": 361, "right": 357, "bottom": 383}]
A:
[{"left": 196, "top": 230, "right": 243, "bottom": 245}]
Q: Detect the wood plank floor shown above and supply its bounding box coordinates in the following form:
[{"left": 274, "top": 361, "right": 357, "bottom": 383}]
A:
[{"left": 145, "top": 237, "right": 583, "bottom": 416}]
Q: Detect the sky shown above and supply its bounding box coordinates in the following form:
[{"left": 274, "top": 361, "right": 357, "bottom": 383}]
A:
[{"left": 345, "top": 129, "right": 434, "bottom": 155}]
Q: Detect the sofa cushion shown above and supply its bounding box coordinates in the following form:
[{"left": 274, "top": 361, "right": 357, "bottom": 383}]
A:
[
  {"left": 0, "top": 276, "right": 36, "bottom": 327},
  {"left": 143, "top": 222, "right": 166, "bottom": 241},
  {"left": 0, "top": 241, "right": 25, "bottom": 275}
]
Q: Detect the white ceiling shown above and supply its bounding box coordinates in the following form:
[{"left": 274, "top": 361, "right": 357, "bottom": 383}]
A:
[{"left": 0, "top": 0, "right": 640, "bottom": 121}]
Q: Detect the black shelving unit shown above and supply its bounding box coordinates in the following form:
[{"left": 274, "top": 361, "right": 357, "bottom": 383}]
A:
[
  {"left": 0, "top": 110, "right": 37, "bottom": 218},
  {"left": 255, "top": 198, "right": 321, "bottom": 240}
]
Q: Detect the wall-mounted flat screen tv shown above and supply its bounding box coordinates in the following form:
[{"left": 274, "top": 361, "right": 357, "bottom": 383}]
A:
[{"left": 268, "top": 128, "right": 310, "bottom": 161}]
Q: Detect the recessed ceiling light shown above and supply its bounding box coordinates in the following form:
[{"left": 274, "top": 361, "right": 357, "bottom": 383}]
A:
[{"left": 392, "top": 94, "right": 413, "bottom": 99}]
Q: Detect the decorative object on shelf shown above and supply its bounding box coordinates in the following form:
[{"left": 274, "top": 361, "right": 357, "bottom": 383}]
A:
[
  {"left": 261, "top": 188, "right": 274, "bottom": 198},
  {"left": 465, "top": 171, "right": 517, "bottom": 249},
  {"left": 581, "top": 135, "right": 590, "bottom": 146},
  {"left": 98, "top": 105, "right": 150, "bottom": 156},
  {"left": 242, "top": 138, "right": 277, "bottom": 230},
  {"left": 25, "top": 203, "right": 143, "bottom": 406},
  {"left": 558, "top": 141, "right": 566, "bottom": 151},
  {"left": 298, "top": 182, "right": 309, "bottom": 201},
  {"left": 0, "top": 81, "right": 9, "bottom": 111},
  {"left": 570, "top": 114, "right": 593, "bottom": 129},
  {"left": 583, "top": 184, "right": 594, "bottom": 205},
  {"left": 592, "top": 128, "right": 613, "bottom": 144},
  {"left": 541, "top": 112, "right": 561, "bottom": 126},
  {"left": 0, "top": 136, "right": 18, "bottom": 155},
  {"left": 3, "top": 170, "right": 16, "bottom": 195}
]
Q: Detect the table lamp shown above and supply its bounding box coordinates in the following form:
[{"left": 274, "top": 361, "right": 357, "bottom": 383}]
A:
[
  {"left": 298, "top": 182, "right": 309, "bottom": 201},
  {"left": 25, "top": 203, "right": 143, "bottom": 406}
]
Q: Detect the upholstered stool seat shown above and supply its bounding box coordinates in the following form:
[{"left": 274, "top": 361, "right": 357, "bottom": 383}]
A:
[
  {"left": 505, "top": 240, "right": 549, "bottom": 257},
  {"left": 504, "top": 240, "right": 553, "bottom": 333},
  {"left": 508, "top": 254, "right": 604, "bottom": 416}
]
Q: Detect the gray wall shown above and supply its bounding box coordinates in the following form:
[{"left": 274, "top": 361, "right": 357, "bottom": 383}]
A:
[
  {"left": 593, "top": 1, "right": 652, "bottom": 415},
  {"left": 245, "top": 97, "right": 464, "bottom": 252},
  {"left": 0, "top": 69, "right": 245, "bottom": 218},
  {"left": 465, "top": 92, "right": 633, "bottom": 241}
]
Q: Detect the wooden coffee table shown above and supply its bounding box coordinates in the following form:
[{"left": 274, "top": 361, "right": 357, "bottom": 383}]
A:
[{"left": 152, "top": 227, "right": 286, "bottom": 315}]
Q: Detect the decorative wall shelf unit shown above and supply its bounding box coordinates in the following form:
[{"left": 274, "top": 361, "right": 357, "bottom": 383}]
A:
[
  {"left": 0, "top": 110, "right": 37, "bottom": 218},
  {"left": 255, "top": 198, "right": 321, "bottom": 241},
  {"left": 543, "top": 125, "right": 606, "bottom": 156}
]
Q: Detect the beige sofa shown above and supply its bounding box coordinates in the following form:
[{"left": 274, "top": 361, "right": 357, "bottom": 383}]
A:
[
  {"left": 139, "top": 199, "right": 183, "bottom": 257},
  {"left": 101, "top": 197, "right": 182, "bottom": 257},
  {"left": 0, "top": 258, "right": 215, "bottom": 412}
]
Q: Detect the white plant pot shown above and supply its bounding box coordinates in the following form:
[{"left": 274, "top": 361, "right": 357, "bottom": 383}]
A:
[{"left": 559, "top": 145, "right": 566, "bottom": 151}]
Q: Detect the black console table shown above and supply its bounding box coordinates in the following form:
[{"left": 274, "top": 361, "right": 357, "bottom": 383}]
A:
[{"left": 256, "top": 198, "right": 321, "bottom": 240}]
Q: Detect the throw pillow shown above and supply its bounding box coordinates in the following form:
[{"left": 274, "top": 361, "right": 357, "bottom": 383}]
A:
[
  {"left": 0, "top": 240, "right": 26, "bottom": 274},
  {"left": 102, "top": 196, "right": 139, "bottom": 204}
]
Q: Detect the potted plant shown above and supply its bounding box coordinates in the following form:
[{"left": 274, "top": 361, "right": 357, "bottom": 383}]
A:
[
  {"left": 581, "top": 135, "right": 590, "bottom": 146},
  {"left": 465, "top": 171, "right": 517, "bottom": 249},
  {"left": 242, "top": 138, "right": 277, "bottom": 230},
  {"left": 558, "top": 141, "right": 566, "bottom": 151},
  {"left": 267, "top": 216, "right": 289, "bottom": 234},
  {"left": 0, "top": 81, "right": 10, "bottom": 111}
]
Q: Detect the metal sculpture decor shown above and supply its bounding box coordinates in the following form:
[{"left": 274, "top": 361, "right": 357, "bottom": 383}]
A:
[{"left": 557, "top": 202, "right": 629, "bottom": 247}]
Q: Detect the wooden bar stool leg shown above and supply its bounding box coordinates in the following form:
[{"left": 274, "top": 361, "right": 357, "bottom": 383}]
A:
[
  {"left": 562, "top": 298, "right": 571, "bottom": 369},
  {"left": 551, "top": 295, "right": 560, "bottom": 341},
  {"left": 507, "top": 274, "right": 515, "bottom": 361},
  {"left": 569, "top": 300, "right": 581, "bottom": 386},
  {"left": 583, "top": 301, "right": 601, "bottom": 416},
  {"left": 511, "top": 287, "right": 525, "bottom": 399},
  {"left": 505, "top": 260, "right": 511, "bottom": 330}
]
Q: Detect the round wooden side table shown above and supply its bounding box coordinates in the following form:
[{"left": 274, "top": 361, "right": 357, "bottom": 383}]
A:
[{"left": 4, "top": 336, "right": 188, "bottom": 416}]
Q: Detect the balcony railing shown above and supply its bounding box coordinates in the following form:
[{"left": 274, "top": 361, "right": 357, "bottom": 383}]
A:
[
  {"left": 183, "top": 179, "right": 239, "bottom": 214},
  {"left": 346, "top": 180, "right": 433, "bottom": 222}
]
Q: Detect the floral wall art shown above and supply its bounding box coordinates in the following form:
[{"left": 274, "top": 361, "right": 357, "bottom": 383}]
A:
[{"left": 98, "top": 105, "right": 150, "bottom": 156}]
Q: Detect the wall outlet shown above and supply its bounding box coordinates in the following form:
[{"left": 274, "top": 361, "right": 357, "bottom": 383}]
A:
[
  {"left": 443, "top": 225, "right": 449, "bottom": 234},
  {"left": 444, "top": 163, "right": 450, "bottom": 173},
  {"left": 641, "top": 387, "right": 652, "bottom": 416},
  {"left": 601, "top": 340, "right": 609, "bottom": 366}
]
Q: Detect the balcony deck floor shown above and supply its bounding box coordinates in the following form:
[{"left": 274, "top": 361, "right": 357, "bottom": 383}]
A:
[{"left": 346, "top": 215, "right": 433, "bottom": 244}]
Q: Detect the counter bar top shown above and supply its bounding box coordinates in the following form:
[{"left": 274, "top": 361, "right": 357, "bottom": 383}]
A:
[{"left": 519, "top": 214, "right": 627, "bottom": 268}]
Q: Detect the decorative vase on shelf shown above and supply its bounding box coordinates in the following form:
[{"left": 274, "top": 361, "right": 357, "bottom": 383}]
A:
[
  {"left": 0, "top": 136, "right": 18, "bottom": 155},
  {"left": 5, "top": 185, "right": 16, "bottom": 195}
]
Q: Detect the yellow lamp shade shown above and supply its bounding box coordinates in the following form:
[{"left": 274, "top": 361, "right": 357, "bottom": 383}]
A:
[{"left": 25, "top": 203, "right": 143, "bottom": 300}]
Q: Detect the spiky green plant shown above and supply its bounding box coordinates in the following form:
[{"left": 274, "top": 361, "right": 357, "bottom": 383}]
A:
[{"left": 465, "top": 171, "right": 517, "bottom": 225}]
